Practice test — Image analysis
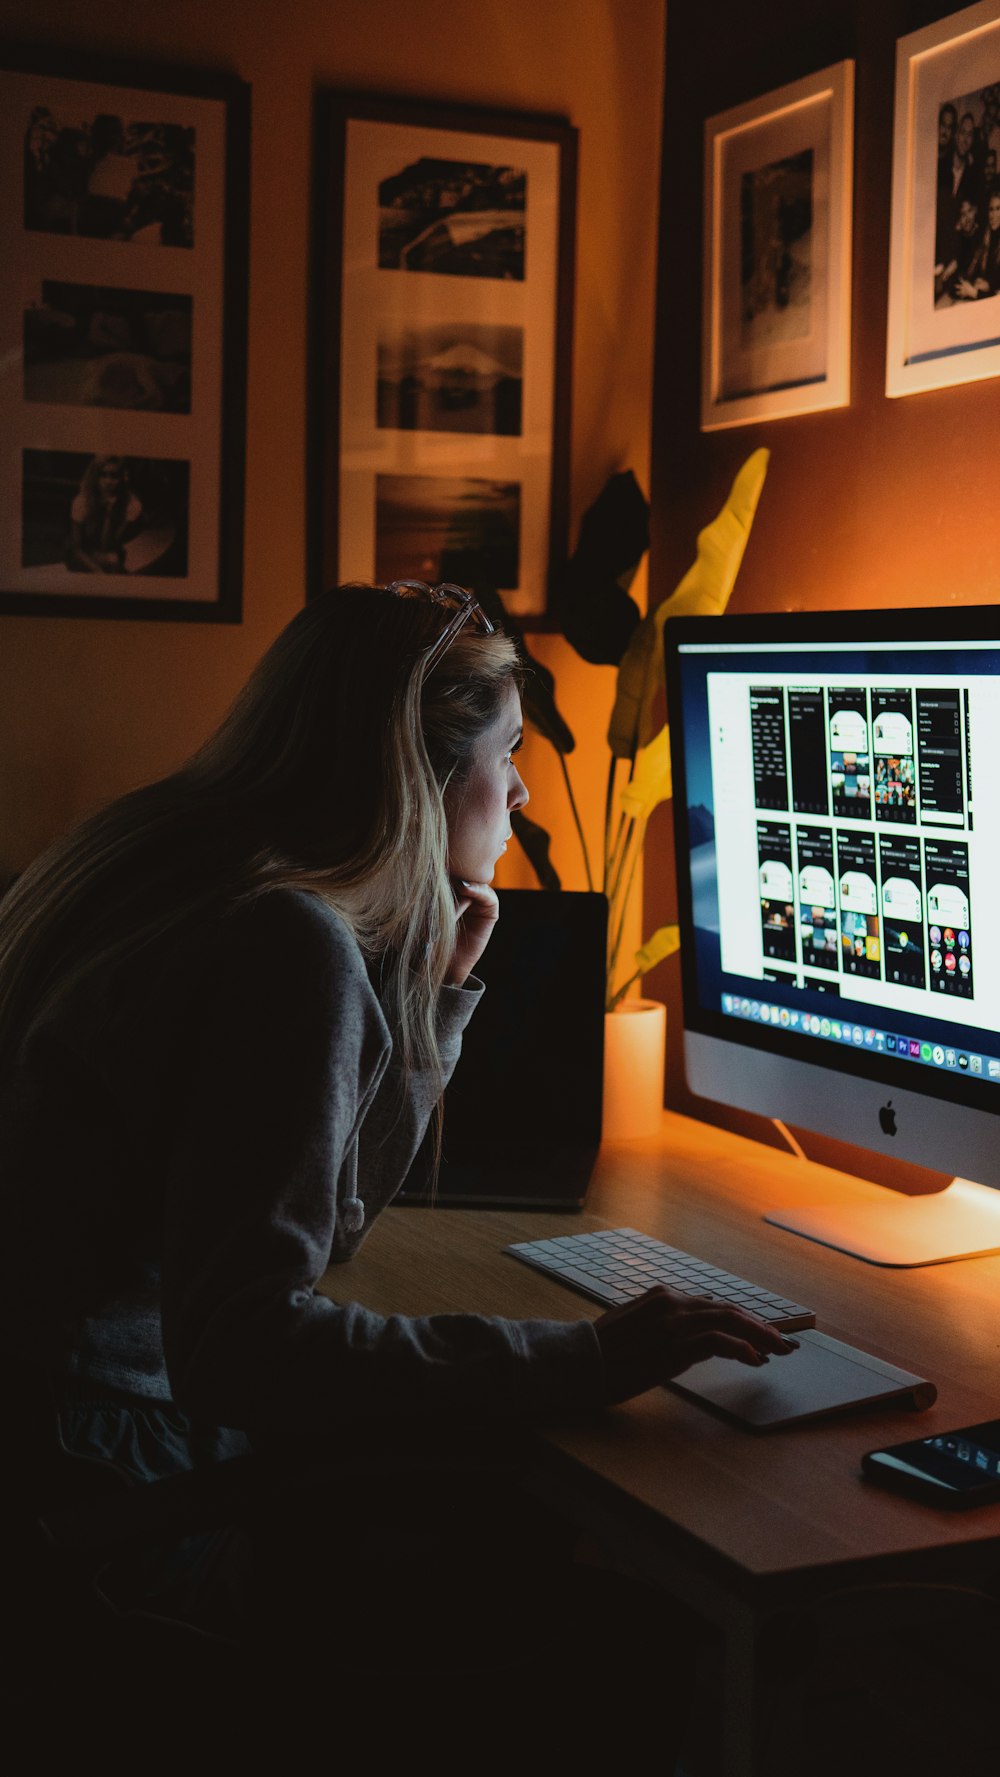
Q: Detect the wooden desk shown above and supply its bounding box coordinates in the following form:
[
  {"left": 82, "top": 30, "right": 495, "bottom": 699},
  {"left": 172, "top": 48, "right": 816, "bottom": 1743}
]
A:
[{"left": 320, "top": 1111, "right": 1000, "bottom": 1772}]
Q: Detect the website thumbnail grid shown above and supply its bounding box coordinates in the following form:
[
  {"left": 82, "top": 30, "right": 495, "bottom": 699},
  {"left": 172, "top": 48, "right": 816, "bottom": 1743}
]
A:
[{"left": 704, "top": 664, "right": 1000, "bottom": 1039}]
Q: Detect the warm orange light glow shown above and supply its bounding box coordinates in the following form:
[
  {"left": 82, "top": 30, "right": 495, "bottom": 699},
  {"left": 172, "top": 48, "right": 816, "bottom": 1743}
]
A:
[
  {"left": 494, "top": 616, "right": 647, "bottom": 982},
  {"left": 602, "top": 997, "right": 666, "bottom": 1140},
  {"left": 494, "top": 635, "right": 620, "bottom": 894}
]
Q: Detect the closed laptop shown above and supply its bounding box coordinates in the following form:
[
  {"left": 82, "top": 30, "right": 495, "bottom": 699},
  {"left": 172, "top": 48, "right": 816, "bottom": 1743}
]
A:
[{"left": 400, "top": 889, "right": 607, "bottom": 1210}]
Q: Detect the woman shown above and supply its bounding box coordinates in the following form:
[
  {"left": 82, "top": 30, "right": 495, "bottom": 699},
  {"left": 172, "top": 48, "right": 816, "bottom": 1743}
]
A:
[
  {"left": 65, "top": 452, "right": 144, "bottom": 572},
  {"left": 1, "top": 582, "right": 788, "bottom": 1729},
  {"left": 955, "top": 183, "right": 1000, "bottom": 301}
]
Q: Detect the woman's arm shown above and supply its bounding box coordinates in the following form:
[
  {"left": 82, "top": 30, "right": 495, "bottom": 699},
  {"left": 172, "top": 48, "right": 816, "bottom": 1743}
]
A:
[
  {"left": 159, "top": 891, "right": 605, "bottom": 1431},
  {"left": 118, "top": 493, "right": 145, "bottom": 544},
  {"left": 159, "top": 890, "right": 789, "bottom": 1434},
  {"left": 330, "top": 876, "right": 494, "bottom": 1255},
  {"left": 66, "top": 517, "right": 113, "bottom": 572},
  {"left": 331, "top": 975, "right": 482, "bottom": 1260}
]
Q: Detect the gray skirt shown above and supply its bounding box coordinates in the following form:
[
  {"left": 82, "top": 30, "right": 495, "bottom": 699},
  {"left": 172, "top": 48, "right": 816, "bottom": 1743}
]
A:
[{"left": 47, "top": 1372, "right": 252, "bottom": 1641}]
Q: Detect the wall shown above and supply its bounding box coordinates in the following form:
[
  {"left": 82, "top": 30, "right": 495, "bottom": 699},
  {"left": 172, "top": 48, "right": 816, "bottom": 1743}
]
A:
[
  {"left": 0, "top": 0, "right": 665, "bottom": 894},
  {"left": 645, "top": 0, "right": 1000, "bottom": 1187}
]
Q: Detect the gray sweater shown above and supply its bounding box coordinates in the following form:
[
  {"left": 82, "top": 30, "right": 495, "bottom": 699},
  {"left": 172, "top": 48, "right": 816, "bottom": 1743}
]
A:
[{"left": 0, "top": 890, "right": 603, "bottom": 1431}]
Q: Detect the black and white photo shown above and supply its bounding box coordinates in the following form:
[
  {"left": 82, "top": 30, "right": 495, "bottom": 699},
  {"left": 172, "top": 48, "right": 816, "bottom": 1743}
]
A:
[
  {"left": 887, "top": 2, "right": 1000, "bottom": 397},
  {"left": 25, "top": 107, "right": 195, "bottom": 246},
  {"left": 934, "top": 84, "right": 1000, "bottom": 308},
  {"left": 374, "top": 472, "right": 520, "bottom": 591},
  {"left": 376, "top": 322, "right": 523, "bottom": 435},
  {"left": 24, "top": 281, "right": 193, "bottom": 412},
  {"left": 702, "top": 62, "right": 853, "bottom": 429},
  {"left": 0, "top": 51, "right": 249, "bottom": 619},
  {"left": 740, "top": 150, "right": 813, "bottom": 350},
  {"left": 378, "top": 157, "right": 526, "bottom": 279},
  {"left": 21, "top": 449, "right": 190, "bottom": 579},
  {"left": 314, "top": 93, "right": 575, "bottom": 622}
]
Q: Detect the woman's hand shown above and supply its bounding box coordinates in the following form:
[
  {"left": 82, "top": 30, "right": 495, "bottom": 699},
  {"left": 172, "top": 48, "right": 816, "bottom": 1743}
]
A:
[
  {"left": 445, "top": 878, "right": 500, "bottom": 986},
  {"left": 594, "top": 1285, "right": 796, "bottom": 1404}
]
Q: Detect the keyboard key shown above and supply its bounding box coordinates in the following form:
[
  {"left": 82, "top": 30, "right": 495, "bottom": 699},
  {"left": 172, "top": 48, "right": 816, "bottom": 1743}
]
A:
[
  {"left": 541, "top": 1265, "right": 629, "bottom": 1304},
  {"left": 507, "top": 1229, "right": 816, "bottom": 1332}
]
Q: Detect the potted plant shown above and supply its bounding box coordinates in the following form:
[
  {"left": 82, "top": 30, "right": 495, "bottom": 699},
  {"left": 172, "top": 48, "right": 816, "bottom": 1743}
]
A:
[{"left": 472, "top": 448, "right": 770, "bottom": 1133}]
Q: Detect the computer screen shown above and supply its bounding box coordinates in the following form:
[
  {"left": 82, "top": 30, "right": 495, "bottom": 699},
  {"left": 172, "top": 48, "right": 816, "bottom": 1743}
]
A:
[{"left": 665, "top": 606, "right": 1000, "bottom": 1263}]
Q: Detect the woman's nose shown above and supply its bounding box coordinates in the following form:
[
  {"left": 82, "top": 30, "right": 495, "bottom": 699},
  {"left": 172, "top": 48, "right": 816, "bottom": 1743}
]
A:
[{"left": 510, "top": 769, "right": 529, "bottom": 811}]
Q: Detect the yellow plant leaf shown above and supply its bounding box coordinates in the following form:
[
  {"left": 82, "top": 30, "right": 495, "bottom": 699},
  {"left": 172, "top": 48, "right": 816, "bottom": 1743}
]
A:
[
  {"left": 619, "top": 723, "right": 672, "bottom": 821},
  {"left": 635, "top": 924, "right": 680, "bottom": 974},
  {"left": 606, "top": 922, "right": 682, "bottom": 1010},
  {"left": 607, "top": 447, "right": 769, "bottom": 758}
]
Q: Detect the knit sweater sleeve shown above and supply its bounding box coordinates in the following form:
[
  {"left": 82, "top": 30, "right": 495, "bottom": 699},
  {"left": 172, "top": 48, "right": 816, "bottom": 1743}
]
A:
[
  {"left": 162, "top": 890, "right": 605, "bottom": 1431},
  {"left": 326, "top": 972, "right": 481, "bottom": 1261}
]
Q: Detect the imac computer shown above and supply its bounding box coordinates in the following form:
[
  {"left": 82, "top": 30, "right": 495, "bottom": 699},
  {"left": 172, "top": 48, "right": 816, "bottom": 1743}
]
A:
[{"left": 665, "top": 605, "right": 1000, "bottom": 1267}]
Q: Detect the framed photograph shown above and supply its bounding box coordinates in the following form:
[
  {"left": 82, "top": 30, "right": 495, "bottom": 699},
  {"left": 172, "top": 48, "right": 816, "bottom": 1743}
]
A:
[
  {"left": 312, "top": 92, "right": 576, "bottom": 625},
  {"left": 0, "top": 47, "right": 249, "bottom": 621},
  {"left": 701, "top": 61, "right": 854, "bottom": 431},
  {"left": 886, "top": 0, "right": 1000, "bottom": 399}
]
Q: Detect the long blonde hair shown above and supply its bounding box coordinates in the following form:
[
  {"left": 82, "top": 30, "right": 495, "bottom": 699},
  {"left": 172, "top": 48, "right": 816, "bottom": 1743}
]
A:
[{"left": 0, "top": 584, "right": 521, "bottom": 1092}]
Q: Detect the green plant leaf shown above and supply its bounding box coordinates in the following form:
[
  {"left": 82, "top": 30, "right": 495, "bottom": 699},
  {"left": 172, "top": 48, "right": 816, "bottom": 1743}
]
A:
[
  {"left": 607, "top": 447, "right": 770, "bottom": 759},
  {"left": 554, "top": 470, "right": 649, "bottom": 665},
  {"left": 574, "top": 468, "right": 651, "bottom": 580},
  {"left": 509, "top": 808, "right": 561, "bottom": 890},
  {"left": 607, "top": 922, "right": 681, "bottom": 1010},
  {"left": 473, "top": 585, "right": 576, "bottom": 754},
  {"left": 521, "top": 658, "right": 576, "bottom": 754},
  {"left": 557, "top": 567, "right": 641, "bottom": 665},
  {"left": 619, "top": 724, "right": 672, "bottom": 821},
  {"left": 635, "top": 923, "right": 680, "bottom": 973}
]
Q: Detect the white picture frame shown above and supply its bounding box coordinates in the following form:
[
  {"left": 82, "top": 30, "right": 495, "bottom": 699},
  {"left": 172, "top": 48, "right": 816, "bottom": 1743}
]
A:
[
  {"left": 701, "top": 61, "right": 854, "bottom": 431},
  {"left": 886, "top": 0, "right": 1000, "bottom": 399}
]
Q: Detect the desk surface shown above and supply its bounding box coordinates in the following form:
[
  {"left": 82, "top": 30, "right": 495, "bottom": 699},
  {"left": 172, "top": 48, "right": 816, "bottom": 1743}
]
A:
[{"left": 320, "top": 1110, "right": 1000, "bottom": 1598}]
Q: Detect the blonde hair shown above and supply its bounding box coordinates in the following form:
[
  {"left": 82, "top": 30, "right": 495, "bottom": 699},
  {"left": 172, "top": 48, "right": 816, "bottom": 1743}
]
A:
[{"left": 0, "top": 585, "right": 520, "bottom": 1097}]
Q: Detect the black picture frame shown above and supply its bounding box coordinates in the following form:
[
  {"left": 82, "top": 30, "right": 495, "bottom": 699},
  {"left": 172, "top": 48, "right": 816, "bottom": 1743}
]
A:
[
  {"left": 0, "top": 44, "right": 249, "bottom": 622},
  {"left": 310, "top": 91, "right": 576, "bottom": 629}
]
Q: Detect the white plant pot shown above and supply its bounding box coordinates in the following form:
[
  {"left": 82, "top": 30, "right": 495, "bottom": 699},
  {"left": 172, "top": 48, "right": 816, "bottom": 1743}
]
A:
[{"left": 602, "top": 998, "right": 667, "bottom": 1141}]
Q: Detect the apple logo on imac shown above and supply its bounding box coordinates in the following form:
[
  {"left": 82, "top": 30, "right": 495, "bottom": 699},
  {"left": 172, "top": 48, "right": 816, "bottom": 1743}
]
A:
[{"left": 879, "top": 1101, "right": 897, "bottom": 1137}]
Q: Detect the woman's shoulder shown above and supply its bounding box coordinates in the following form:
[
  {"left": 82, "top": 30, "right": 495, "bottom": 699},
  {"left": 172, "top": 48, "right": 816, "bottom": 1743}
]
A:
[
  {"left": 219, "top": 888, "right": 364, "bottom": 971},
  {"left": 198, "top": 889, "right": 386, "bottom": 1038}
]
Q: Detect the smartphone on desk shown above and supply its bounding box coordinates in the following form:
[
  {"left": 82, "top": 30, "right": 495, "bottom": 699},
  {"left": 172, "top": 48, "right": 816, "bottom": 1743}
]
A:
[{"left": 862, "top": 1418, "right": 1000, "bottom": 1510}]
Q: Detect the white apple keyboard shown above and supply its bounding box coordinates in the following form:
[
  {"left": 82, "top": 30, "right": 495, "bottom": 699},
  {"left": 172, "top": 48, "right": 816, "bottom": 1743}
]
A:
[{"left": 506, "top": 1226, "right": 816, "bottom": 1331}]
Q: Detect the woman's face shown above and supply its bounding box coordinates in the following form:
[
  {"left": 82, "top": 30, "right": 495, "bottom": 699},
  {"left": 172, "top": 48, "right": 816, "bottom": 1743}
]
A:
[
  {"left": 98, "top": 464, "right": 123, "bottom": 499},
  {"left": 990, "top": 193, "right": 1000, "bottom": 231},
  {"left": 958, "top": 199, "right": 978, "bottom": 235},
  {"left": 444, "top": 678, "right": 528, "bottom": 884}
]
